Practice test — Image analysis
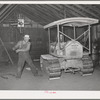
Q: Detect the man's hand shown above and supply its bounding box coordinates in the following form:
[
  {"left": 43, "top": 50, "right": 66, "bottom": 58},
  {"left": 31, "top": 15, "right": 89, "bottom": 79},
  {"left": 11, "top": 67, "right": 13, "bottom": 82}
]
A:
[
  {"left": 12, "top": 47, "right": 15, "bottom": 51},
  {"left": 16, "top": 49, "right": 21, "bottom": 53}
]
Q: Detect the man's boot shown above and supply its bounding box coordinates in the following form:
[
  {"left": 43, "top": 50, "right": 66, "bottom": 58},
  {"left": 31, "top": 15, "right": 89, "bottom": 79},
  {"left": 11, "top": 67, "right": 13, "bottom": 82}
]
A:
[{"left": 16, "top": 72, "right": 22, "bottom": 79}]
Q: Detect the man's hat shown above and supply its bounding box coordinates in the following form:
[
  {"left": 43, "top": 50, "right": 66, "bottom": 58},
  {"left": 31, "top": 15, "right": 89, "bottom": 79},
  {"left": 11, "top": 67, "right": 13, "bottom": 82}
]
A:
[{"left": 24, "top": 35, "right": 30, "bottom": 39}]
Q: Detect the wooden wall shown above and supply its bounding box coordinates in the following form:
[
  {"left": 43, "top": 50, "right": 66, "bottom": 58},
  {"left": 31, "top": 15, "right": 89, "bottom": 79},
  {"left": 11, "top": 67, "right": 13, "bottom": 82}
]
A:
[{"left": 0, "top": 23, "right": 48, "bottom": 63}]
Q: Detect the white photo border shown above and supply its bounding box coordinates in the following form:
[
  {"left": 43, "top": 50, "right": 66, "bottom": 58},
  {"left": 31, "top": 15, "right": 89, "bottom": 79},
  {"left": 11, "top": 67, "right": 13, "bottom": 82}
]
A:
[{"left": 0, "top": 1, "right": 100, "bottom": 99}]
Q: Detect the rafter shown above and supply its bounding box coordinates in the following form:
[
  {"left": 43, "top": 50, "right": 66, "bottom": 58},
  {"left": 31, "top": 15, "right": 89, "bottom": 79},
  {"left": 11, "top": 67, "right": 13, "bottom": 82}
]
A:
[
  {"left": 20, "top": 5, "right": 50, "bottom": 25},
  {"left": 49, "top": 4, "right": 73, "bottom": 18},
  {"left": 48, "top": 4, "right": 66, "bottom": 18},
  {"left": 29, "top": 4, "right": 58, "bottom": 21},
  {"left": 38, "top": 4, "right": 62, "bottom": 19},
  {"left": 0, "top": 5, "right": 18, "bottom": 23},
  {"left": 89, "top": 5, "right": 100, "bottom": 19},
  {"left": 65, "top": 5, "right": 86, "bottom": 17},
  {"left": 21, "top": 5, "right": 51, "bottom": 24},
  {"left": 0, "top": 4, "right": 11, "bottom": 15},
  {"left": 61, "top": 5, "right": 77, "bottom": 18},
  {"left": 0, "top": 4, "right": 99, "bottom": 26},
  {"left": 49, "top": 4, "right": 83, "bottom": 18},
  {"left": 75, "top": 5, "right": 99, "bottom": 18},
  {"left": 43, "top": 4, "right": 63, "bottom": 19},
  {"left": 21, "top": 9, "right": 46, "bottom": 25}
]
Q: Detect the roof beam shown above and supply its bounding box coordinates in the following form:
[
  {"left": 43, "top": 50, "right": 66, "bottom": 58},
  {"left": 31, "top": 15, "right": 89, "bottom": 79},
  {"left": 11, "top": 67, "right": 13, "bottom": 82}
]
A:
[
  {"left": 21, "top": 5, "right": 51, "bottom": 23},
  {"left": 51, "top": 4, "right": 77, "bottom": 18},
  {"left": 75, "top": 5, "right": 99, "bottom": 18},
  {"left": 21, "top": 9, "right": 45, "bottom": 25},
  {"left": 29, "top": 4, "right": 58, "bottom": 21},
  {"left": 48, "top": 4, "right": 76, "bottom": 18},
  {"left": 61, "top": 5, "right": 78, "bottom": 18},
  {"left": 0, "top": 4, "right": 4, "bottom": 8},
  {"left": 48, "top": 4, "right": 67, "bottom": 18},
  {"left": 0, "top": 5, "right": 18, "bottom": 23},
  {"left": 39, "top": 4, "right": 62, "bottom": 19},
  {"left": 20, "top": 5, "right": 50, "bottom": 25},
  {"left": 64, "top": 5, "right": 85, "bottom": 17},
  {"left": 0, "top": 4, "right": 11, "bottom": 15},
  {"left": 89, "top": 5, "right": 100, "bottom": 19}
]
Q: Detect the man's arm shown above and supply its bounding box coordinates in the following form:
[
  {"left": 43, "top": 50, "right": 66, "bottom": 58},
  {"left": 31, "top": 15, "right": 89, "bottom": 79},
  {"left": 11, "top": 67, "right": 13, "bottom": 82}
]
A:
[
  {"left": 16, "top": 42, "right": 31, "bottom": 53},
  {"left": 12, "top": 41, "right": 21, "bottom": 50}
]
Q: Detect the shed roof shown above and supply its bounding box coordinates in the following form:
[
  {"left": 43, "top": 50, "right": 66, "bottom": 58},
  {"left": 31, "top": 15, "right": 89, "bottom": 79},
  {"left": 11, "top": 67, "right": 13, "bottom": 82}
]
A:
[{"left": 0, "top": 4, "right": 100, "bottom": 26}]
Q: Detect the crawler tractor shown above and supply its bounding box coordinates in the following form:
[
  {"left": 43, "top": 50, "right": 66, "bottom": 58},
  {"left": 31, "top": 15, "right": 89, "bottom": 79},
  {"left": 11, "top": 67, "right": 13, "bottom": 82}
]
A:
[{"left": 40, "top": 17, "right": 99, "bottom": 79}]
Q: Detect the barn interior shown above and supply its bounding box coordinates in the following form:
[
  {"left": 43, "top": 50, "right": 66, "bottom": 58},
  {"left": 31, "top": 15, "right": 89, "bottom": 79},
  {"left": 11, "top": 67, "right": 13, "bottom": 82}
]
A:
[{"left": 0, "top": 4, "right": 100, "bottom": 90}]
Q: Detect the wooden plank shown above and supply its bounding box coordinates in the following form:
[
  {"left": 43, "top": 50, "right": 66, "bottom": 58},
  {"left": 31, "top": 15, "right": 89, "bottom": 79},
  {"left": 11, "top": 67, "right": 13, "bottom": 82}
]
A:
[
  {"left": 21, "top": 5, "right": 52, "bottom": 24},
  {"left": 0, "top": 4, "right": 11, "bottom": 15},
  {"left": 20, "top": 5, "right": 50, "bottom": 25},
  {"left": 38, "top": 4, "right": 62, "bottom": 19},
  {"left": 75, "top": 5, "right": 99, "bottom": 18},
  {"left": 21, "top": 10, "right": 47, "bottom": 25},
  {"left": 61, "top": 5, "right": 77, "bottom": 18},
  {"left": 0, "top": 4, "right": 4, "bottom": 9},
  {"left": 32, "top": 5, "right": 60, "bottom": 20},
  {"left": 28, "top": 5, "right": 56, "bottom": 22},
  {"left": 89, "top": 5, "right": 100, "bottom": 19},
  {"left": 65, "top": 5, "right": 86, "bottom": 17},
  {"left": 0, "top": 5, "right": 18, "bottom": 23},
  {"left": 48, "top": 4, "right": 71, "bottom": 18},
  {"left": 48, "top": 28, "right": 50, "bottom": 53}
]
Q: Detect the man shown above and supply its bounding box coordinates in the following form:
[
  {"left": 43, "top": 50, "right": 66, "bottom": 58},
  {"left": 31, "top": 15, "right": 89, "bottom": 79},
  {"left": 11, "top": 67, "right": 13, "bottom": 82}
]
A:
[{"left": 13, "top": 35, "right": 39, "bottom": 78}]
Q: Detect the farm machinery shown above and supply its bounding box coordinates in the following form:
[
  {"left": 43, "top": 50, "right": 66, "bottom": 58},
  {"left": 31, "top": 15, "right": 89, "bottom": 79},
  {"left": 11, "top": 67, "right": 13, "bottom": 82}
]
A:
[{"left": 40, "top": 17, "right": 99, "bottom": 79}]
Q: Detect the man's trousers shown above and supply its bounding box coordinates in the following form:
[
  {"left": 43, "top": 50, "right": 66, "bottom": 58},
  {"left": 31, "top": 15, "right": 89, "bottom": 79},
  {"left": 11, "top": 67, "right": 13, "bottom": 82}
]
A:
[{"left": 17, "top": 52, "right": 38, "bottom": 78}]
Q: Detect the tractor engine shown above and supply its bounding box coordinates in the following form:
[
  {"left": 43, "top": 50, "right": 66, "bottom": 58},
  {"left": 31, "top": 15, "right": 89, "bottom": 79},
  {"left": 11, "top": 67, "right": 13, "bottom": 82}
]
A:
[
  {"left": 59, "top": 40, "right": 93, "bottom": 75},
  {"left": 50, "top": 40, "right": 93, "bottom": 75},
  {"left": 64, "top": 40, "right": 83, "bottom": 59},
  {"left": 58, "top": 40, "right": 83, "bottom": 70}
]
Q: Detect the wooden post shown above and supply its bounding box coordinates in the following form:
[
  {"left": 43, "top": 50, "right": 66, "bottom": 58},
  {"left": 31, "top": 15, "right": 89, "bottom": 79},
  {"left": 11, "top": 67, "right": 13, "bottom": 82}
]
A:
[
  {"left": 89, "top": 25, "right": 91, "bottom": 54},
  {"left": 48, "top": 28, "right": 50, "bottom": 53},
  {"left": 90, "top": 25, "right": 92, "bottom": 55},
  {"left": 57, "top": 24, "right": 60, "bottom": 50},
  {"left": 74, "top": 26, "right": 76, "bottom": 39},
  {"left": 61, "top": 26, "right": 64, "bottom": 42},
  {"left": 61, "top": 26, "right": 63, "bottom": 33}
]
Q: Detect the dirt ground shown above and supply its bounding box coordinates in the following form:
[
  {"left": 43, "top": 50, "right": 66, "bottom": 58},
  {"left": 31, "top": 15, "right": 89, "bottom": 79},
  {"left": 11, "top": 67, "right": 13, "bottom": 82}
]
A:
[{"left": 0, "top": 61, "right": 100, "bottom": 90}]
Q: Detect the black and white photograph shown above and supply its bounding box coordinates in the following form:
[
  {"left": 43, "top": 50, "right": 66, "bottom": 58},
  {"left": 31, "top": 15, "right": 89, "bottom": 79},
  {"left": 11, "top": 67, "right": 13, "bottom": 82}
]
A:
[{"left": 0, "top": 1, "right": 100, "bottom": 99}]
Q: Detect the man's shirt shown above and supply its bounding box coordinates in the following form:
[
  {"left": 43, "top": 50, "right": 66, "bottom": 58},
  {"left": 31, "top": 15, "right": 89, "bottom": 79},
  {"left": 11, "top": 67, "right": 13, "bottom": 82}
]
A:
[{"left": 14, "top": 40, "right": 31, "bottom": 53}]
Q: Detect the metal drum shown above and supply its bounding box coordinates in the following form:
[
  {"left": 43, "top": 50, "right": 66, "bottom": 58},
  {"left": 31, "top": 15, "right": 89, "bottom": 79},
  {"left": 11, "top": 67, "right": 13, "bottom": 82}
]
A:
[
  {"left": 92, "top": 47, "right": 99, "bottom": 66},
  {"left": 92, "top": 48, "right": 98, "bottom": 60}
]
